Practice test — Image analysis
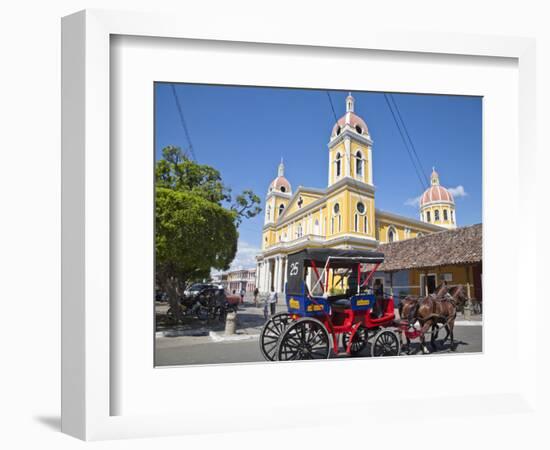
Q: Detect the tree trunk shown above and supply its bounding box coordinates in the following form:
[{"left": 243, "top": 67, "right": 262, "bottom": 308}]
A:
[{"left": 166, "top": 275, "right": 184, "bottom": 321}]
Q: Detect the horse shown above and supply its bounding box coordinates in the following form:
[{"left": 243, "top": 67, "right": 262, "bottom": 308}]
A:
[
  {"left": 415, "top": 284, "right": 469, "bottom": 353},
  {"left": 398, "top": 283, "right": 449, "bottom": 354}
]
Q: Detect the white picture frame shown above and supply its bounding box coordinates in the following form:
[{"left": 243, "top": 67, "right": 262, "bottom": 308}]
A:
[{"left": 62, "top": 9, "right": 538, "bottom": 441}]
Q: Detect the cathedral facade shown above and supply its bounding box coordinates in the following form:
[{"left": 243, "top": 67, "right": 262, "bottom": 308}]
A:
[{"left": 255, "top": 94, "right": 456, "bottom": 294}]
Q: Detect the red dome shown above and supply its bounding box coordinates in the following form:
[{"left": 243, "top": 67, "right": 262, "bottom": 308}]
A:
[
  {"left": 269, "top": 176, "right": 291, "bottom": 193},
  {"left": 331, "top": 112, "right": 369, "bottom": 138},
  {"left": 420, "top": 185, "right": 454, "bottom": 206}
]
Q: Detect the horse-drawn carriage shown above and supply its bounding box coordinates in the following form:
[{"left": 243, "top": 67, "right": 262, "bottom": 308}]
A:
[{"left": 259, "top": 249, "right": 402, "bottom": 361}]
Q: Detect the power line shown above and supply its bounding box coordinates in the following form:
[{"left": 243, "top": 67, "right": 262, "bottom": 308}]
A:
[
  {"left": 170, "top": 84, "right": 197, "bottom": 161},
  {"left": 326, "top": 91, "right": 339, "bottom": 123},
  {"left": 388, "top": 94, "right": 430, "bottom": 187},
  {"left": 383, "top": 94, "right": 427, "bottom": 190}
]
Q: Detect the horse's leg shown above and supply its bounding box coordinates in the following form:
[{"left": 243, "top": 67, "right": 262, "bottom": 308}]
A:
[
  {"left": 401, "top": 330, "right": 408, "bottom": 356},
  {"left": 420, "top": 321, "right": 432, "bottom": 354},
  {"left": 442, "top": 324, "right": 450, "bottom": 343},
  {"left": 430, "top": 324, "right": 438, "bottom": 351},
  {"left": 449, "top": 320, "right": 456, "bottom": 351}
]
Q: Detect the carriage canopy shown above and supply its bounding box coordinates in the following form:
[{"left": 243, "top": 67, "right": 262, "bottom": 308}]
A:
[{"left": 286, "top": 249, "right": 385, "bottom": 295}]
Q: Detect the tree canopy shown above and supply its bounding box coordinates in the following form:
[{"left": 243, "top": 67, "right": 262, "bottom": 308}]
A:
[
  {"left": 156, "top": 188, "right": 237, "bottom": 282},
  {"left": 155, "top": 146, "right": 261, "bottom": 310}
]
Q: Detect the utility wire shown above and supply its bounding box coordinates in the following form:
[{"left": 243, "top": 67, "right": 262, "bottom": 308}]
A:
[
  {"left": 388, "top": 94, "right": 430, "bottom": 187},
  {"left": 326, "top": 91, "right": 339, "bottom": 123},
  {"left": 383, "top": 94, "right": 427, "bottom": 190},
  {"left": 170, "top": 84, "right": 197, "bottom": 161}
]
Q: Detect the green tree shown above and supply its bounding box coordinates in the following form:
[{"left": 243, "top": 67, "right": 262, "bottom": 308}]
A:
[
  {"left": 156, "top": 188, "right": 237, "bottom": 314},
  {"left": 155, "top": 146, "right": 261, "bottom": 317},
  {"left": 156, "top": 145, "right": 231, "bottom": 204}
]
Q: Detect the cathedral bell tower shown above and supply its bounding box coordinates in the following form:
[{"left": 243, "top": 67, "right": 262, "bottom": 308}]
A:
[
  {"left": 263, "top": 159, "right": 292, "bottom": 225},
  {"left": 327, "top": 93, "right": 373, "bottom": 187}
]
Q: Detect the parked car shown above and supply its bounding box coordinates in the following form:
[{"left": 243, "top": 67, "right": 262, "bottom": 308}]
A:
[
  {"left": 184, "top": 283, "right": 215, "bottom": 298},
  {"left": 155, "top": 290, "right": 167, "bottom": 302}
]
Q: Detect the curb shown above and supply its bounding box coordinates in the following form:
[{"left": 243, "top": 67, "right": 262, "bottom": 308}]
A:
[
  {"left": 454, "top": 321, "right": 483, "bottom": 326},
  {"left": 209, "top": 331, "right": 259, "bottom": 342}
]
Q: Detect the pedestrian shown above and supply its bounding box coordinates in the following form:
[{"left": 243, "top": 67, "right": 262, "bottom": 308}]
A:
[
  {"left": 240, "top": 288, "right": 245, "bottom": 305},
  {"left": 253, "top": 287, "right": 259, "bottom": 307},
  {"left": 264, "top": 287, "right": 278, "bottom": 321}
]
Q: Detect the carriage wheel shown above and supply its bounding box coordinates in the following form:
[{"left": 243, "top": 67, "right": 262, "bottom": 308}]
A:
[
  {"left": 371, "top": 329, "right": 400, "bottom": 357},
  {"left": 342, "top": 326, "right": 368, "bottom": 355},
  {"left": 259, "top": 313, "right": 293, "bottom": 361},
  {"left": 276, "top": 318, "right": 331, "bottom": 361}
]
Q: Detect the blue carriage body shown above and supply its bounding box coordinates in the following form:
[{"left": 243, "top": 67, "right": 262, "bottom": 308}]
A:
[{"left": 286, "top": 281, "right": 376, "bottom": 317}]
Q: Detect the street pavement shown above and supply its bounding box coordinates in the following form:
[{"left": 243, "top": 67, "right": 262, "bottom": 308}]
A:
[{"left": 155, "top": 299, "right": 483, "bottom": 367}]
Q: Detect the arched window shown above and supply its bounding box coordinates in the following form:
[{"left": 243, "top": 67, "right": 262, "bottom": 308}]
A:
[
  {"left": 314, "top": 219, "right": 320, "bottom": 235},
  {"left": 266, "top": 205, "right": 271, "bottom": 221},
  {"left": 278, "top": 204, "right": 285, "bottom": 217},
  {"left": 451, "top": 210, "right": 455, "bottom": 223},
  {"left": 443, "top": 209, "right": 448, "bottom": 221},
  {"left": 335, "top": 153, "right": 341, "bottom": 177},
  {"left": 354, "top": 214, "right": 358, "bottom": 232},
  {"left": 387, "top": 226, "right": 398, "bottom": 243},
  {"left": 434, "top": 209, "right": 440, "bottom": 221},
  {"left": 426, "top": 211, "right": 431, "bottom": 222},
  {"left": 364, "top": 216, "right": 368, "bottom": 234},
  {"left": 355, "top": 151, "right": 363, "bottom": 176}
]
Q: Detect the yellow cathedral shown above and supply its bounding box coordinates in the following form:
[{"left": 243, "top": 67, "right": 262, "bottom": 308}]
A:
[{"left": 256, "top": 93, "right": 457, "bottom": 294}]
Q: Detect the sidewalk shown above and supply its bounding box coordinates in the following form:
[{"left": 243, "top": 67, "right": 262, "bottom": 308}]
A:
[{"left": 155, "top": 299, "right": 285, "bottom": 340}]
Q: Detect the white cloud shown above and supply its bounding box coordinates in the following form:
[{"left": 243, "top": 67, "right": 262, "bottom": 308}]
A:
[
  {"left": 404, "top": 195, "right": 422, "bottom": 207},
  {"left": 448, "top": 185, "right": 468, "bottom": 198},
  {"left": 229, "top": 240, "right": 261, "bottom": 271}
]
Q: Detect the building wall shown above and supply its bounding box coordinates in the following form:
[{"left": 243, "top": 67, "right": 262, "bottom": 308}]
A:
[
  {"left": 420, "top": 203, "right": 456, "bottom": 228},
  {"left": 376, "top": 217, "right": 436, "bottom": 243},
  {"left": 224, "top": 269, "right": 257, "bottom": 293},
  {"left": 407, "top": 264, "right": 480, "bottom": 299}
]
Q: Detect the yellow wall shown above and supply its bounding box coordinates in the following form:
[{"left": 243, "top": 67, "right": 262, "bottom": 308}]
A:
[
  {"left": 420, "top": 203, "right": 456, "bottom": 227},
  {"left": 273, "top": 197, "right": 290, "bottom": 221},
  {"left": 377, "top": 218, "right": 433, "bottom": 243},
  {"left": 284, "top": 191, "right": 322, "bottom": 216},
  {"left": 408, "top": 265, "right": 476, "bottom": 296},
  {"left": 328, "top": 141, "right": 372, "bottom": 185},
  {"left": 328, "top": 142, "right": 345, "bottom": 186}
]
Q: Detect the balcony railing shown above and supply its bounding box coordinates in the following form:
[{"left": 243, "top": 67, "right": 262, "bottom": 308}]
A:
[{"left": 265, "top": 233, "right": 325, "bottom": 250}]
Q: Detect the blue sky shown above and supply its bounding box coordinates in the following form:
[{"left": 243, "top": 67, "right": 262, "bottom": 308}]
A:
[{"left": 155, "top": 84, "right": 482, "bottom": 270}]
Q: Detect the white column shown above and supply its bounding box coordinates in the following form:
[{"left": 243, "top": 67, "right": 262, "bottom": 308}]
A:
[
  {"left": 274, "top": 257, "right": 281, "bottom": 293},
  {"left": 328, "top": 151, "right": 333, "bottom": 186},
  {"left": 260, "top": 259, "right": 267, "bottom": 292},
  {"left": 266, "top": 259, "right": 271, "bottom": 292},
  {"left": 344, "top": 137, "right": 351, "bottom": 177},
  {"left": 367, "top": 145, "right": 373, "bottom": 185},
  {"left": 282, "top": 257, "right": 288, "bottom": 290}
]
